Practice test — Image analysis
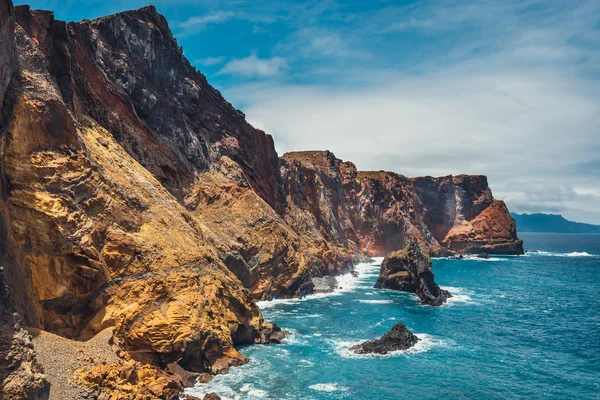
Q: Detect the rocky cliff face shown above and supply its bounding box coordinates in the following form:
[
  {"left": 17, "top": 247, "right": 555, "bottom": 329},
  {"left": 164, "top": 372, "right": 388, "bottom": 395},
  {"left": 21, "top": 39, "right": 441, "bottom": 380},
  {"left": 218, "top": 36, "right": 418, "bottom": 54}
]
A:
[
  {"left": 281, "top": 151, "right": 522, "bottom": 259},
  {"left": 0, "top": 1, "right": 282, "bottom": 381},
  {"left": 0, "top": 0, "right": 522, "bottom": 395}
]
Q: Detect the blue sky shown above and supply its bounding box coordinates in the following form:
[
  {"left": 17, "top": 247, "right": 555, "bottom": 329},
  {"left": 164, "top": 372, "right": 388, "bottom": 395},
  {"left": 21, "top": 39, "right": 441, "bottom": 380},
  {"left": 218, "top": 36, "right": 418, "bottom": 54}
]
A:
[{"left": 15, "top": 0, "right": 600, "bottom": 224}]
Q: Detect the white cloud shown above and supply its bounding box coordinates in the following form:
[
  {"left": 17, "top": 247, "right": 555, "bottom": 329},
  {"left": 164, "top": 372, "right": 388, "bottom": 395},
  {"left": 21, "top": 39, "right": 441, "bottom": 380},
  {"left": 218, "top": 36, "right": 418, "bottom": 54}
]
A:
[
  {"left": 179, "top": 11, "right": 234, "bottom": 33},
  {"left": 225, "top": 66, "right": 600, "bottom": 223},
  {"left": 195, "top": 56, "right": 225, "bottom": 67},
  {"left": 219, "top": 54, "right": 288, "bottom": 77}
]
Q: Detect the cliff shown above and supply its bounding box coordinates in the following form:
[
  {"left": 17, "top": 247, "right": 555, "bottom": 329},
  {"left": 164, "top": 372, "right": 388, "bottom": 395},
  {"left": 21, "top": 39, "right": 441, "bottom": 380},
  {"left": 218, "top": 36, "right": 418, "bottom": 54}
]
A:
[
  {"left": 0, "top": 0, "right": 283, "bottom": 387},
  {"left": 0, "top": 0, "right": 522, "bottom": 397},
  {"left": 281, "top": 151, "right": 522, "bottom": 258}
]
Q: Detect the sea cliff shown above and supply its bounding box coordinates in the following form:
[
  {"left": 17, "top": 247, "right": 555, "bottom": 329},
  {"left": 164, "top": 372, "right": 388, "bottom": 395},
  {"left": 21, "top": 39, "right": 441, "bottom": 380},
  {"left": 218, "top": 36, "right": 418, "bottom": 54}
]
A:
[{"left": 0, "top": 1, "right": 522, "bottom": 398}]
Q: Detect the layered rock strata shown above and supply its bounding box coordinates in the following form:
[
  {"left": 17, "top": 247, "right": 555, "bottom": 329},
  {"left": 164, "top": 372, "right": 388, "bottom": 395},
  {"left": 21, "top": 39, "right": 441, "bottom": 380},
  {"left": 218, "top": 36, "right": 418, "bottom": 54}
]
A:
[
  {"left": 0, "top": 0, "right": 283, "bottom": 382},
  {"left": 375, "top": 239, "right": 452, "bottom": 306},
  {"left": 281, "top": 151, "right": 522, "bottom": 259}
]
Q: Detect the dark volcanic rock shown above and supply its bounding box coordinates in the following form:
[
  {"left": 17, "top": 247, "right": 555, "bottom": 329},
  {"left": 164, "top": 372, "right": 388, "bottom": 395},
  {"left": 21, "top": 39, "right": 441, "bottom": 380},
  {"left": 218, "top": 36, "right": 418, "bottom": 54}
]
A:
[
  {"left": 477, "top": 253, "right": 490, "bottom": 259},
  {"left": 349, "top": 323, "right": 419, "bottom": 354},
  {"left": 375, "top": 239, "right": 452, "bottom": 306}
]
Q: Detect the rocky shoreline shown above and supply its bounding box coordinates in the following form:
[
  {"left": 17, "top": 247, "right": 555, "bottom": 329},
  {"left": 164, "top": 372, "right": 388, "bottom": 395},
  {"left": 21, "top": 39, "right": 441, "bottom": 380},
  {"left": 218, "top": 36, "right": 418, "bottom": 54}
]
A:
[{"left": 0, "top": 0, "right": 523, "bottom": 398}]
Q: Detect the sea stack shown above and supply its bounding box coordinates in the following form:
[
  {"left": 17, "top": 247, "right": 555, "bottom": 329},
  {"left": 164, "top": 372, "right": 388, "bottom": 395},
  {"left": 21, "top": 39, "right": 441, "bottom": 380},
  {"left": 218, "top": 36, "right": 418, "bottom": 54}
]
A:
[
  {"left": 349, "top": 322, "right": 419, "bottom": 354},
  {"left": 375, "top": 239, "right": 452, "bottom": 306}
]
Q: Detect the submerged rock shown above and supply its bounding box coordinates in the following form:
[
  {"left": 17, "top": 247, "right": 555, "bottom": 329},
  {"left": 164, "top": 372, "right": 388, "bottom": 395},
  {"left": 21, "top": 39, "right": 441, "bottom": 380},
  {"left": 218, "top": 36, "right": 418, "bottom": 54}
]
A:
[
  {"left": 349, "top": 323, "right": 419, "bottom": 354},
  {"left": 375, "top": 239, "right": 452, "bottom": 306},
  {"left": 477, "top": 253, "right": 490, "bottom": 259}
]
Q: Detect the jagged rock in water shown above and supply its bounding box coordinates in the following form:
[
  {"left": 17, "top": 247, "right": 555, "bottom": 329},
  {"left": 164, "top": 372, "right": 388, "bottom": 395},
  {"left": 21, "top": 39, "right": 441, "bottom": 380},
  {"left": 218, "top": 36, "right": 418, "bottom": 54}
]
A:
[
  {"left": 349, "top": 323, "right": 419, "bottom": 354},
  {"left": 0, "top": 268, "right": 50, "bottom": 399},
  {"left": 375, "top": 240, "right": 452, "bottom": 306}
]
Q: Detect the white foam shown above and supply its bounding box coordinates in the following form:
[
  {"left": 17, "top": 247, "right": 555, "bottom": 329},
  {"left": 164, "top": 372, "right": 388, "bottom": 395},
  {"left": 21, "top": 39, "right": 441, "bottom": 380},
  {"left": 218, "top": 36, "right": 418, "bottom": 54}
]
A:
[
  {"left": 440, "top": 286, "right": 475, "bottom": 305},
  {"left": 309, "top": 383, "right": 348, "bottom": 392},
  {"left": 526, "top": 250, "right": 596, "bottom": 257},
  {"left": 257, "top": 260, "right": 382, "bottom": 310},
  {"left": 566, "top": 251, "right": 594, "bottom": 257},
  {"left": 463, "top": 254, "right": 505, "bottom": 261},
  {"left": 357, "top": 299, "right": 395, "bottom": 304},
  {"left": 184, "top": 358, "right": 272, "bottom": 400},
  {"left": 291, "top": 313, "right": 322, "bottom": 319},
  {"left": 281, "top": 329, "right": 308, "bottom": 346},
  {"left": 240, "top": 383, "right": 269, "bottom": 398},
  {"left": 330, "top": 333, "right": 448, "bottom": 359}
]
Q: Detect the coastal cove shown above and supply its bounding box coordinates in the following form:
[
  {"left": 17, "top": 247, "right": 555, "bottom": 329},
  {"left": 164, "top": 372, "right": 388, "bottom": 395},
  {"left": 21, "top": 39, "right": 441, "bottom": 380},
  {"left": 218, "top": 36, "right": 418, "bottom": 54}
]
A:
[{"left": 187, "top": 233, "right": 600, "bottom": 400}]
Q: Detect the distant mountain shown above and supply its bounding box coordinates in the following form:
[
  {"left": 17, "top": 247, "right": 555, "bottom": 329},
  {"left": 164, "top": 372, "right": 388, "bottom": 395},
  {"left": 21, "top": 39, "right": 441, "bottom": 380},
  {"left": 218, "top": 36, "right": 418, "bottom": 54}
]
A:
[{"left": 511, "top": 213, "right": 600, "bottom": 233}]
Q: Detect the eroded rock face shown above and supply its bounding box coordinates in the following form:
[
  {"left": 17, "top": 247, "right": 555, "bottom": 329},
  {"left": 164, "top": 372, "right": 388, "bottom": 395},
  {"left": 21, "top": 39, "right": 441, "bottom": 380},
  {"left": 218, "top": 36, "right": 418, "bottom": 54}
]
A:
[
  {"left": 281, "top": 151, "right": 523, "bottom": 258},
  {"left": 0, "top": 0, "right": 279, "bottom": 380},
  {"left": 349, "top": 322, "right": 419, "bottom": 355},
  {"left": 0, "top": 268, "right": 50, "bottom": 399},
  {"left": 376, "top": 239, "right": 452, "bottom": 306}
]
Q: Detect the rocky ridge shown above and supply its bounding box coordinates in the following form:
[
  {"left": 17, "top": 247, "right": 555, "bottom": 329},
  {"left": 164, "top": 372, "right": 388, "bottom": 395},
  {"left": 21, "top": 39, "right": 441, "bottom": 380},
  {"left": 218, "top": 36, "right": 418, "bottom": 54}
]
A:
[
  {"left": 0, "top": 0, "right": 522, "bottom": 397},
  {"left": 281, "top": 151, "right": 522, "bottom": 259}
]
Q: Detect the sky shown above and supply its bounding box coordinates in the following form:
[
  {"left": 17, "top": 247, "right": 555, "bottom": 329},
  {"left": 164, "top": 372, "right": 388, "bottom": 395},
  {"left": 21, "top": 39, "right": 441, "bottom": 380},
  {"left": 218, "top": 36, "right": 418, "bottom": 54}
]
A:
[{"left": 15, "top": 0, "right": 600, "bottom": 224}]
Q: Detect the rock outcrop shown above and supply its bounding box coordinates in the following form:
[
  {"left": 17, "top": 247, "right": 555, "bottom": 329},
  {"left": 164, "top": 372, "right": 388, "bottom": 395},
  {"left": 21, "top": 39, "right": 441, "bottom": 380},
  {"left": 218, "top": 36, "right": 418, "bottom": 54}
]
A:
[
  {"left": 0, "top": 268, "right": 50, "bottom": 399},
  {"left": 349, "top": 322, "right": 419, "bottom": 355},
  {"left": 375, "top": 240, "right": 452, "bottom": 306},
  {"left": 0, "top": 0, "right": 283, "bottom": 382},
  {"left": 281, "top": 151, "right": 523, "bottom": 258}
]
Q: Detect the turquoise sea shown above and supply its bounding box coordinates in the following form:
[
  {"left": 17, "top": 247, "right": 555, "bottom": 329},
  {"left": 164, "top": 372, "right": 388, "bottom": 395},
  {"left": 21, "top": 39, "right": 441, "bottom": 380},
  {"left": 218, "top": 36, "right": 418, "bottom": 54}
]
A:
[{"left": 187, "top": 233, "right": 600, "bottom": 399}]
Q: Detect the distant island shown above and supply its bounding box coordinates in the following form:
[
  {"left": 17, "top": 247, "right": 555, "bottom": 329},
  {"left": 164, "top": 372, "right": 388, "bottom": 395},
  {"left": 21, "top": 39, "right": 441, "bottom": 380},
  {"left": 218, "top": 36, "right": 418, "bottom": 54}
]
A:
[{"left": 511, "top": 213, "right": 600, "bottom": 233}]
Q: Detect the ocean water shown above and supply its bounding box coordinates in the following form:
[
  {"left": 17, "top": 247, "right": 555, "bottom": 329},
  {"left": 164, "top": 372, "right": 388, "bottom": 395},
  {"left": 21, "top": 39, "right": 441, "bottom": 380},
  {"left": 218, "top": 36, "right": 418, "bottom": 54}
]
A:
[{"left": 187, "top": 233, "right": 600, "bottom": 399}]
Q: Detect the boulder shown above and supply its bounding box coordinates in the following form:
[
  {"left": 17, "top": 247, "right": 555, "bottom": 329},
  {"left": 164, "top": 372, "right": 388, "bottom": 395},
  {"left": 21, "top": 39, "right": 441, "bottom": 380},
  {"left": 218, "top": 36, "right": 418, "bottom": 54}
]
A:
[{"left": 349, "top": 323, "right": 419, "bottom": 354}]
